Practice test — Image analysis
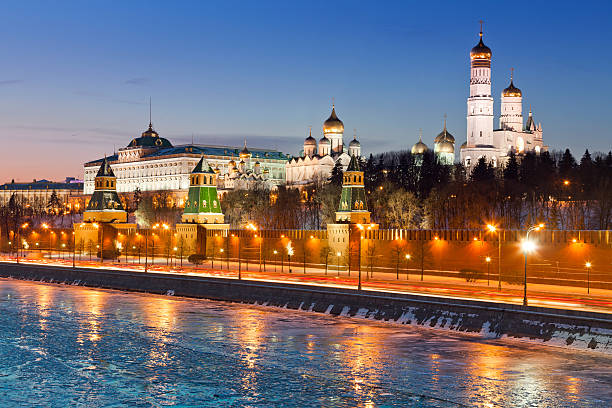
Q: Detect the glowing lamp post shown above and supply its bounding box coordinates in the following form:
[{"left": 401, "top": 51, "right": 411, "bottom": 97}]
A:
[
  {"left": 273, "top": 250, "right": 278, "bottom": 272},
  {"left": 404, "top": 254, "right": 411, "bottom": 280},
  {"left": 486, "top": 224, "right": 502, "bottom": 290},
  {"left": 336, "top": 251, "right": 342, "bottom": 276},
  {"left": 286, "top": 241, "right": 294, "bottom": 274},
  {"left": 522, "top": 223, "right": 544, "bottom": 306},
  {"left": 485, "top": 256, "right": 491, "bottom": 286},
  {"left": 585, "top": 262, "right": 592, "bottom": 294}
]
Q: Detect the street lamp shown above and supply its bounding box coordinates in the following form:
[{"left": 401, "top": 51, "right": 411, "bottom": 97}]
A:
[
  {"left": 219, "top": 248, "right": 224, "bottom": 270},
  {"left": 273, "top": 249, "right": 278, "bottom": 272},
  {"left": 585, "top": 262, "right": 592, "bottom": 294},
  {"left": 42, "top": 223, "right": 51, "bottom": 260},
  {"left": 485, "top": 256, "right": 491, "bottom": 286},
  {"left": 404, "top": 254, "right": 411, "bottom": 280},
  {"left": 336, "top": 251, "right": 342, "bottom": 276},
  {"left": 486, "top": 224, "right": 502, "bottom": 290},
  {"left": 522, "top": 223, "right": 544, "bottom": 306},
  {"left": 286, "top": 241, "right": 294, "bottom": 273},
  {"left": 17, "top": 222, "right": 28, "bottom": 264}
]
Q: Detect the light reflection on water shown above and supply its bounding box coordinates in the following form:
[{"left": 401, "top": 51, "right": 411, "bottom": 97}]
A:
[{"left": 0, "top": 279, "right": 611, "bottom": 408}]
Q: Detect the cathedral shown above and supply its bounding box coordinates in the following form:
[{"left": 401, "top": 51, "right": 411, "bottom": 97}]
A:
[
  {"left": 285, "top": 104, "right": 361, "bottom": 186},
  {"left": 460, "top": 25, "right": 545, "bottom": 168}
]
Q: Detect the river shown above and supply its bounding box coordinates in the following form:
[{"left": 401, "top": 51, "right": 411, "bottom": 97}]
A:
[{"left": 0, "top": 279, "right": 610, "bottom": 407}]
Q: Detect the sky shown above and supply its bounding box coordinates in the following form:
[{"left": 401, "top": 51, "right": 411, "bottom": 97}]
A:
[{"left": 1, "top": 0, "right": 611, "bottom": 182}]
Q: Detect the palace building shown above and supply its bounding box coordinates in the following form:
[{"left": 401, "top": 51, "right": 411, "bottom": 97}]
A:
[
  {"left": 286, "top": 104, "right": 361, "bottom": 186},
  {"left": 460, "top": 25, "right": 545, "bottom": 168},
  {"left": 83, "top": 121, "right": 289, "bottom": 197}
]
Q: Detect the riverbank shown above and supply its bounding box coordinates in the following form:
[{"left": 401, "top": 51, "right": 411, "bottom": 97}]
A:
[{"left": 1, "top": 261, "right": 611, "bottom": 353}]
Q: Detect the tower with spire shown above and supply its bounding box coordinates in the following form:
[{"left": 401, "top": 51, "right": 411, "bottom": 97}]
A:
[
  {"left": 335, "top": 155, "right": 370, "bottom": 224},
  {"left": 500, "top": 68, "right": 523, "bottom": 132},
  {"left": 82, "top": 157, "right": 127, "bottom": 223},
  {"left": 181, "top": 156, "right": 224, "bottom": 224},
  {"left": 467, "top": 21, "right": 494, "bottom": 147},
  {"left": 460, "top": 21, "right": 545, "bottom": 169}
]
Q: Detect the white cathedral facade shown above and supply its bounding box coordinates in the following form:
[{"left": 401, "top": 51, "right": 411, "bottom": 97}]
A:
[
  {"left": 286, "top": 105, "right": 361, "bottom": 186},
  {"left": 460, "top": 27, "right": 545, "bottom": 168}
]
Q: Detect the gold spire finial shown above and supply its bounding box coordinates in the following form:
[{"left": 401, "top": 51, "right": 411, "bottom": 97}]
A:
[
  {"left": 479, "top": 20, "right": 484, "bottom": 38},
  {"left": 308, "top": 126, "right": 312, "bottom": 137},
  {"left": 511, "top": 67, "right": 514, "bottom": 82},
  {"left": 148, "top": 97, "right": 152, "bottom": 128},
  {"left": 332, "top": 96, "right": 335, "bottom": 108},
  {"left": 419, "top": 128, "right": 423, "bottom": 142},
  {"left": 353, "top": 128, "right": 357, "bottom": 140},
  {"left": 443, "top": 114, "right": 447, "bottom": 131}
]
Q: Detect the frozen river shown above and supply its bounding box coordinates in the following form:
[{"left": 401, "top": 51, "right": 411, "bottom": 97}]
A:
[{"left": 0, "top": 279, "right": 610, "bottom": 407}]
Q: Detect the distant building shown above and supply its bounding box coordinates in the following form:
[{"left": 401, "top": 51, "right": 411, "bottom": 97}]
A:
[
  {"left": 460, "top": 25, "right": 545, "bottom": 169},
  {"left": 83, "top": 121, "right": 289, "bottom": 197},
  {"left": 0, "top": 178, "right": 84, "bottom": 212},
  {"left": 286, "top": 104, "right": 361, "bottom": 186}
]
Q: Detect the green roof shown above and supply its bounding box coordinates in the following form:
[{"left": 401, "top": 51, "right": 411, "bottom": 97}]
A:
[
  {"left": 191, "top": 156, "right": 215, "bottom": 174},
  {"left": 96, "top": 158, "right": 116, "bottom": 177},
  {"left": 346, "top": 155, "right": 361, "bottom": 171}
]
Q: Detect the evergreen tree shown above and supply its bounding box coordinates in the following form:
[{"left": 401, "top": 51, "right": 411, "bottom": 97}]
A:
[
  {"left": 558, "top": 148, "right": 577, "bottom": 177},
  {"left": 471, "top": 157, "right": 495, "bottom": 182},
  {"left": 503, "top": 151, "right": 519, "bottom": 181},
  {"left": 329, "top": 160, "right": 344, "bottom": 187}
]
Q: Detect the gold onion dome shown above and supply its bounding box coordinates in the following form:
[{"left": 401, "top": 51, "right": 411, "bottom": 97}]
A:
[
  {"left": 503, "top": 78, "right": 522, "bottom": 97},
  {"left": 349, "top": 137, "right": 360, "bottom": 147},
  {"left": 304, "top": 129, "right": 316, "bottom": 145},
  {"left": 323, "top": 105, "right": 344, "bottom": 133},
  {"left": 470, "top": 31, "right": 491, "bottom": 60},
  {"left": 319, "top": 135, "right": 330, "bottom": 145},
  {"left": 434, "top": 119, "right": 455, "bottom": 144},
  {"left": 460, "top": 141, "right": 467, "bottom": 149},
  {"left": 437, "top": 140, "right": 454, "bottom": 154},
  {"left": 239, "top": 140, "right": 251, "bottom": 158},
  {"left": 411, "top": 137, "right": 428, "bottom": 155}
]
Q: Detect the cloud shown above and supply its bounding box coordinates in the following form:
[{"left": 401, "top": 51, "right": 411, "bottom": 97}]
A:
[
  {"left": 0, "top": 79, "right": 23, "bottom": 86},
  {"left": 123, "top": 77, "right": 150, "bottom": 86}
]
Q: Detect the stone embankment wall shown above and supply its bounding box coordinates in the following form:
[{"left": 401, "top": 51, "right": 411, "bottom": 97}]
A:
[{"left": 1, "top": 262, "right": 611, "bottom": 353}]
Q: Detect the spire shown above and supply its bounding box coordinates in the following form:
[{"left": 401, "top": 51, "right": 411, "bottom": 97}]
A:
[
  {"left": 511, "top": 67, "right": 514, "bottom": 82},
  {"left": 419, "top": 128, "right": 423, "bottom": 142},
  {"left": 353, "top": 128, "right": 357, "bottom": 140},
  {"left": 148, "top": 97, "right": 152, "bottom": 129},
  {"left": 192, "top": 155, "right": 215, "bottom": 174},
  {"left": 443, "top": 114, "right": 447, "bottom": 132},
  {"left": 479, "top": 20, "right": 483, "bottom": 38},
  {"left": 346, "top": 154, "right": 361, "bottom": 171}
]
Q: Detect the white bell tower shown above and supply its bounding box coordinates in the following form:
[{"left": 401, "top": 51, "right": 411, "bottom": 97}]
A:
[{"left": 467, "top": 21, "right": 494, "bottom": 147}]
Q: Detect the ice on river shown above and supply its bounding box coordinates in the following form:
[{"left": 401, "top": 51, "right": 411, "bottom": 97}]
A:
[{"left": 0, "top": 279, "right": 610, "bottom": 407}]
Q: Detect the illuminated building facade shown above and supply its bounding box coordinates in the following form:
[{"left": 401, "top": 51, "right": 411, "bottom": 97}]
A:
[
  {"left": 286, "top": 104, "right": 361, "bottom": 186},
  {"left": 0, "top": 178, "right": 84, "bottom": 212},
  {"left": 460, "top": 25, "right": 545, "bottom": 169},
  {"left": 83, "top": 122, "right": 289, "bottom": 196}
]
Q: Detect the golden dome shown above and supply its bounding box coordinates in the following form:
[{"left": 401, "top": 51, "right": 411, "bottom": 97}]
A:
[
  {"left": 411, "top": 136, "right": 428, "bottom": 155},
  {"left": 503, "top": 71, "right": 522, "bottom": 97},
  {"left": 304, "top": 128, "right": 316, "bottom": 145},
  {"left": 437, "top": 140, "right": 454, "bottom": 154},
  {"left": 319, "top": 135, "right": 330, "bottom": 145},
  {"left": 434, "top": 118, "right": 455, "bottom": 144},
  {"left": 323, "top": 105, "right": 344, "bottom": 134},
  {"left": 470, "top": 32, "right": 492, "bottom": 60}
]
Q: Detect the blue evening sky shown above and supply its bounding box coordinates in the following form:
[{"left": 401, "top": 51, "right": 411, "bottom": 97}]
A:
[{"left": 0, "top": 0, "right": 611, "bottom": 181}]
